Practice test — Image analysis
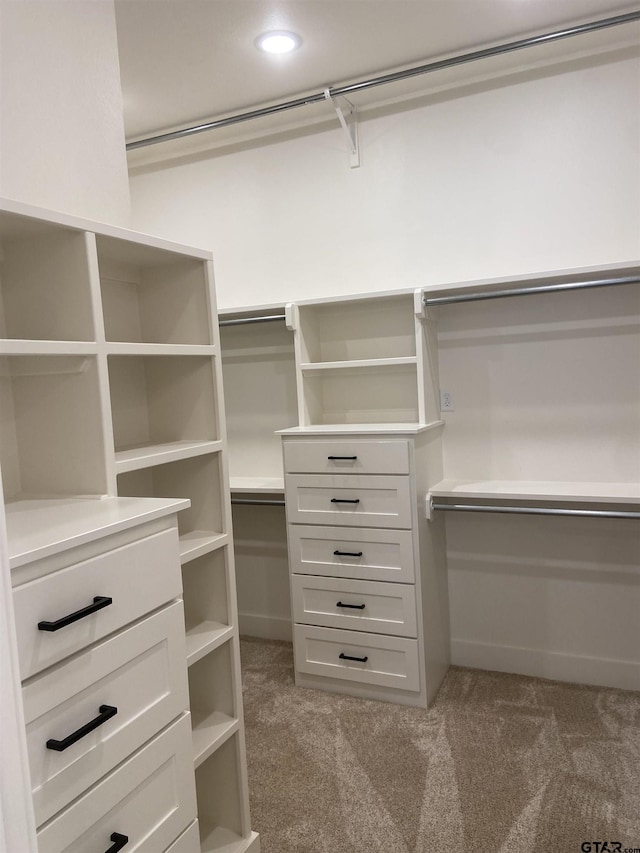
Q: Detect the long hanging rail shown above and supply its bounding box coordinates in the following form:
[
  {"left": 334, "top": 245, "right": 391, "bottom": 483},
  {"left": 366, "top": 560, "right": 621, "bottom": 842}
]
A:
[
  {"left": 423, "top": 274, "right": 640, "bottom": 307},
  {"left": 431, "top": 502, "right": 640, "bottom": 520},
  {"left": 127, "top": 12, "right": 640, "bottom": 150},
  {"left": 219, "top": 314, "right": 286, "bottom": 327}
]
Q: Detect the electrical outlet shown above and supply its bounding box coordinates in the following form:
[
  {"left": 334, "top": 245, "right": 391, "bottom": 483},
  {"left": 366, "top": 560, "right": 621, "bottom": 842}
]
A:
[{"left": 440, "top": 390, "right": 455, "bottom": 412}]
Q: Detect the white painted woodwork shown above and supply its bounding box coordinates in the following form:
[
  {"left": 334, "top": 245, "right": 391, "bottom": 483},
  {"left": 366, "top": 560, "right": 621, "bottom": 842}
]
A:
[
  {"left": 0, "top": 198, "right": 256, "bottom": 852},
  {"left": 284, "top": 428, "right": 449, "bottom": 708},
  {"left": 24, "top": 601, "right": 189, "bottom": 825},
  {"left": 430, "top": 479, "right": 640, "bottom": 504},
  {"left": 13, "top": 525, "right": 181, "bottom": 679},
  {"left": 288, "top": 525, "right": 416, "bottom": 584},
  {"left": 165, "top": 822, "right": 202, "bottom": 853},
  {"left": 283, "top": 438, "right": 410, "bottom": 475},
  {"left": 294, "top": 624, "right": 421, "bottom": 692},
  {"left": 36, "top": 714, "right": 197, "bottom": 853},
  {"left": 284, "top": 473, "right": 413, "bottom": 529},
  {"left": 291, "top": 574, "right": 418, "bottom": 637},
  {"left": 5, "top": 498, "right": 189, "bottom": 569}
]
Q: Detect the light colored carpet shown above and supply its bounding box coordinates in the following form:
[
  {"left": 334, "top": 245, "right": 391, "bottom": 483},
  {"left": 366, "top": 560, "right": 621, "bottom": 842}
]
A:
[{"left": 240, "top": 636, "right": 640, "bottom": 853}]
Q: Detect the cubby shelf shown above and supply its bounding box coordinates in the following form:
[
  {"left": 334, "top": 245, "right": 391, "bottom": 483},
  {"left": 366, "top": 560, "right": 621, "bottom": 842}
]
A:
[
  {"left": 192, "top": 713, "right": 239, "bottom": 769},
  {"left": 106, "top": 342, "right": 217, "bottom": 356},
  {"left": 179, "top": 531, "right": 228, "bottom": 564},
  {"left": 0, "top": 340, "right": 97, "bottom": 356},
  {"left": 115, "top": 440, "right": 223, "bottom": 473},
  {"left": 300, "top": 355, "right": 417, "bottom": 372},
  {"left": 186, "top": 623, "right": 235, "bottom": 667},
  {"left": 200, "top": 826, "right": 258, "bottom": 853}
]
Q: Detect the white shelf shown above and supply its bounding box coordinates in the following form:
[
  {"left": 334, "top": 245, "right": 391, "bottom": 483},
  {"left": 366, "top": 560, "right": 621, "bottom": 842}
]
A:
[
  {"left": 200, "top": 826, "right": 258, "bottom": 853},
  {"left": 229, "top": 476, "right": 284, "bottom": 493},
  {"left": 192, "top": 712, "right": 239, "bottom": 768},
  {"left": 0, "top": 340, "right": 97, "bottom": 356},
  {"left": 277, "top": 421, "right": 443, "bottom": 435},
  {"left": 106, "top": 342, "right": 216, "bottom": 356},
  {"left": 429, "top": 479, "right": 640, "bottom": 505},
  {"left": 5, "top": 496, "right": 191, "bottom": 568},
  {"left": 179, "top": 531, "right": 228, "bottom": 563},
  {"left": 300, "top": 356, "right": 417, "bottom": 372},
  {"left": 186, "top": 622, "right": 234, "bottom": 667},
  {"left": 115, "top": 440, "right": 222, "bottom": 473}
]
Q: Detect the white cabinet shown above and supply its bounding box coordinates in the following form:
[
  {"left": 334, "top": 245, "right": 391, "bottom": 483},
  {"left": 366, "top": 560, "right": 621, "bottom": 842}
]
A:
[
  {"left": 282, "top": 429, "right": 450, "bottom": 708},
  {"left": 0, "top": 198, "right": 258, "bottom": 853}
]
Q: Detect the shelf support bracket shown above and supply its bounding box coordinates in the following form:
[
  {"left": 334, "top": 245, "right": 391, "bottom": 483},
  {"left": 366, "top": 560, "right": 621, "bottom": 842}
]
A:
[{"left": 324, "top": 89, "right": 360, "bottom": 169}]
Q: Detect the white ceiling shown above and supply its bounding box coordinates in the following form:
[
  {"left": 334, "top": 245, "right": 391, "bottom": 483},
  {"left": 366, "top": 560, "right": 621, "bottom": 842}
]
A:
[{"left": 115, "top": 0, "right": 640, "bottom": 142}]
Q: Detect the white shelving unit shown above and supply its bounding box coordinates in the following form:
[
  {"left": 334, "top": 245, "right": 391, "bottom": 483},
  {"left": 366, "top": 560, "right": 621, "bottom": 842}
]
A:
[
  {"left": 0, "top": 198, "right": 258, "bottom": 853},
  {"left": 288, "top": 290, "right": 439, "bottom": 426}
]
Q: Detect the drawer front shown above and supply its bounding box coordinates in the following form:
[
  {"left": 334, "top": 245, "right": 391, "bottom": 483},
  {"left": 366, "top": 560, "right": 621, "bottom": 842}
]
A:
[
  {"left": 37, "top": 714, "right": 196, "bottom": 853},
  {"left": 284, "top": 439, "right": 410, "bottom": 475},
  {"left": 294, "top": 624, "right": 420, "bottom": 692},
  {"left": 13, "top": 526, "right": 181, "bottom": 679},
  {"left": 285, "top": 474, "right": 412, "bottom": 529},
  {"left": 164, "top": 822, "right": 200, "bottom": 853},
  {"left": 292, "top": 575, "right": 417, "bottom": 637},
  {"left": 24, "top": 602, "right": 189, "bottom": 826},
  {"left": 288, "top": 525, "right": 415, "bottom": 583}
]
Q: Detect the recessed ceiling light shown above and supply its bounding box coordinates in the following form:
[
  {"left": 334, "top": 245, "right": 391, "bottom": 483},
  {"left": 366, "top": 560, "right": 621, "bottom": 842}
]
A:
[{"left": 255, "top": 31, "right": 301, "bottom": 55}]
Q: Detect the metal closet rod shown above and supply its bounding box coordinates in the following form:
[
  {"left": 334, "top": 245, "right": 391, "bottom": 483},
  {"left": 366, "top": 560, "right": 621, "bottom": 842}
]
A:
[
  {"left": 231, "top": 497, "right": 286, "bottom": 506},
  {"left": 126, "top": 11, "right": 640, "bottom": 151},
  {"left": 423, "top": 274, "right": 640, "bottom": 306},
  {"left": 431, "top": 503, "right": 640, "bottom": 520},
  {"left": 219, "top": 313, "right": 286, "bottom": 327}
]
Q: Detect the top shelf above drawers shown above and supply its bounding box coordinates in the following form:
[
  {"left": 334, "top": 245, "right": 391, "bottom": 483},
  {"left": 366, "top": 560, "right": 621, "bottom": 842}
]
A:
[{"left": 283, "top": 438, "right": 410, "bottom": 475}]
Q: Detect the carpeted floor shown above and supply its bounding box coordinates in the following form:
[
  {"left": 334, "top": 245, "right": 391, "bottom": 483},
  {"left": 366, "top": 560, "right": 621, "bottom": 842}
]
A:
[{"left": 240, "top": 636, "right": 640, "bottom": 853}]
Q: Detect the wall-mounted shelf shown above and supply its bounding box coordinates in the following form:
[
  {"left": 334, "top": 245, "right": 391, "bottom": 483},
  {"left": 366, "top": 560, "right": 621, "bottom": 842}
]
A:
[
  {"left": 430, "top": 479, "right": 640, "bottom": 504},
  {"left": 115, "top": 439, "right": 222, "bottom": 473}
]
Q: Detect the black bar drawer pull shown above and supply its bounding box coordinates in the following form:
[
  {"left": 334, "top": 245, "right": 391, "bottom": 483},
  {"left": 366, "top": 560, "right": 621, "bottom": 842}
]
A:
[
  {"left": 337, "top": 601, "right": 366, "bottom": 610},
  {"left": 38, "top": 596, "right": 113, "bottom": 632},
  {"left": 105, "top": 833, "right": 129, "bottom": 853},
  {"left": 46, "top": 704, "right": 118, "bottom": 752},
  {"left": 327, "top": 455, "right": 357, "bottom": 460},
  {"left": 333, "top": 550, "right": 363, "bottom": 557},
  {"left": 330, "top": 498, "right": 360, "bottom": 504},
  {"left": 339, "top": 652, "right": 368, "bottom": 663}
]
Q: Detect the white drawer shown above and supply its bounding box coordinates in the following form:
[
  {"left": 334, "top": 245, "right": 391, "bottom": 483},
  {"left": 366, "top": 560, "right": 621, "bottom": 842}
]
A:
[
  {"left": 284, "top": 439, "right": 410, "bottom": 475},
  {"left": 292, "top": 575, "right": 417, "bottom": 637},
  {"left": 288, "top": 525, "right": 415, "bottom": 583},
  {"left": 285, "top": 474, "right": 412, "bottom": 529},
  {"left": 294, "top": 624, "right": 420, "bottom": 692},
  {"left": 13, "top": 526, "right": 181, "bottom": 679},
  {"left": 164, "top": 822, "right": 200, "bottom": 853},
  {"left": 24, "top": 601, "right": 189, "bottom": 826},
  {"left": 36, "top": 714, "right": 196, "bottom": 853}
]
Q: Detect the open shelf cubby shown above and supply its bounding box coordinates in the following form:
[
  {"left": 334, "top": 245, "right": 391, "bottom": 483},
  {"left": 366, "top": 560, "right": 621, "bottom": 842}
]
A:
[
  {"left": 188, "top": 637, "right": 238, "bottom": 766},
  {"left": 302, "top": 362, "right": 420, "bottom": 425},
  {"left": 182, "top": 548, "right": 233, "bottom": 665},
  {"left": 297, "top": 293, "right": 416, "bottom": 364},
  {"left": 108, "top": 355, "right": 219, "bottom": 463},
  {"left": 220, "top": 315, "right": 297, "bottom": 483},
  {"left": 0, "top": 355, "right": 107, "bottom": 500},
  {"left": 0, "top": 216, "right": 95, "bottom": 342},
  {"left": 116, "top": 453, "right": 225, "bottom": 560},
  {"left": 96, "top": 234, "right": 213, "bottom": 345},
  {"left": 196, "top": 734, "right": 249, "bottom": 852}
]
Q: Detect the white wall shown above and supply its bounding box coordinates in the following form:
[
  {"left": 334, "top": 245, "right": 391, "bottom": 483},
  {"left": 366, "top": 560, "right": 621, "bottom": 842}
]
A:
[
  {"left": 0, "top": 0, "right": 130, "bottom": 225},
  {"left": 129, "top": 45, "right": 640, "bottom": 690},
  {"left": 129, "top": 49, "right": 639, "bottom": 309}
]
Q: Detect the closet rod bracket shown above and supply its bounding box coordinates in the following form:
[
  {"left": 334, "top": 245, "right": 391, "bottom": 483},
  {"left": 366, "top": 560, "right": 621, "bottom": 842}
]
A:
[{"left": 324, "top": 89, "right": 360, "bottom": 169}]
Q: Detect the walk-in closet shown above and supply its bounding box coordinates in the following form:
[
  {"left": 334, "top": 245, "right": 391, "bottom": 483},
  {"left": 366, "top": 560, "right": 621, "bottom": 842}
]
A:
[{"left": 1, "top": 2, "right": 639, "bottom": 852}]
